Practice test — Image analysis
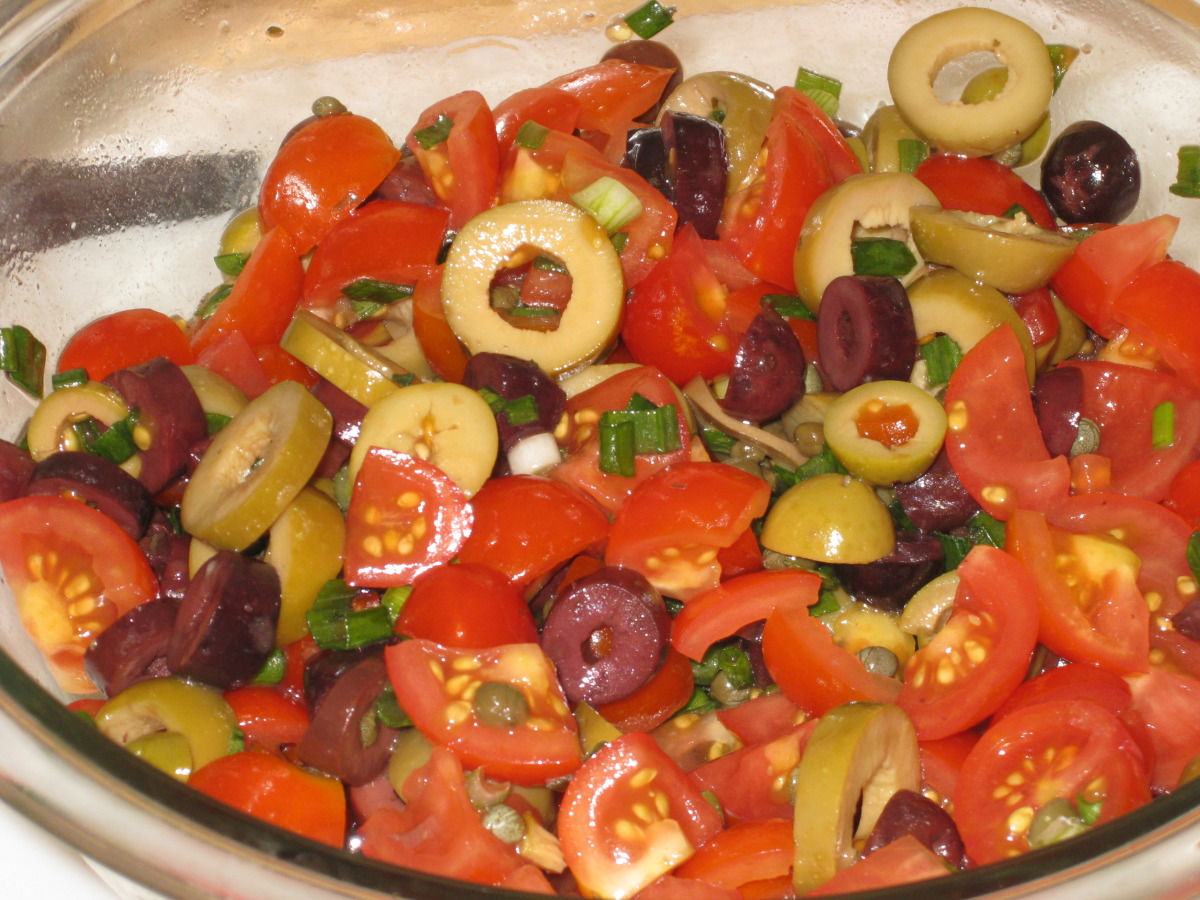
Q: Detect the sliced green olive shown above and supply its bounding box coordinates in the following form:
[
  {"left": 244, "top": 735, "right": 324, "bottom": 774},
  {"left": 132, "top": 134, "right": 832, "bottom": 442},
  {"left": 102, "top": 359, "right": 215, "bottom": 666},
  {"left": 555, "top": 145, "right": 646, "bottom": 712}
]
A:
[
  {"left": 661, "top": 71, "right": 775, "bottom": 192},
  {"left": 181, "top": 365, "right": 248, "bottom": 421},
  {"left": 760, "top": 473, "right": 895, "bottom": 564},
  {"left": 574, "top": 702, "right": 624, "bottom": 757},
  {"left": 898, "top": 570, "right": 959, "bottom": 647},
  {"left": 95, "top": 676, "right": 238, "bottom": 772},
  {"left": 793, "top": 173, "right": 939, "bottom": 313},
  {"left": 26, "top": 381, "right": 131, "bottom": 461},
  {"left": 909, "top": 206, "right": 1076, "bottom": 294},
  {"left": 961, "top": 67, "right": 1052, "bottom": 166},
  {"left": 125, "top": 730, "right": 194, "bottom": 781},
  {"left": 281, "top": 309, "right": 413, "bottom": 408},
  {"left": 217, "top": 207, "right": 262, "bottom": 281},
  {"left": 1039, "top": 291, "right": 1088, "bottom": 369},
  {"left": 862, "top": 105, "right": 922, "bottom": 174},
  {"left": 823, "top": 380, "right": 947, "bottom": 486},
  {"left": 264, "top": 486, "right": 346, "bottom": 645},
  {"left": 441, "top": 200, "right": 624, "bottom": 376},
  {"left": 907, "top": 268, "right": 1036, "bottom": 383},
  {"left": 181, "top": 380, "right": 332, "bottom": 551},
  {"left": 791, "top": 701, "right": 921, "bottom": 893},
  {"left": 824, "top": 600, "right": 916, "bottom": 669},
  {"left": 187, "top": 537, "right": 219, "bottom": 578},
  {"left": 388, "top": 727, "right": 434, "bottom": 801}
]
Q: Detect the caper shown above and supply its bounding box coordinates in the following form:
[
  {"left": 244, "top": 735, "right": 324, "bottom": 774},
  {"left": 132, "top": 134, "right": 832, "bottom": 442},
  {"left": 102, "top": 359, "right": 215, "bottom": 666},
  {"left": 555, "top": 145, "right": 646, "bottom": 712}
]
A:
[
  {"left": 312, "top": 95, "right": 348, "bottom": 117},
  {"left": 1070, "top": 417, "right": 1101, "bottom": 457},
  {"left": 856, "top": 645, "right": 900, "bottom": 677},
  {"left": 793, "top": 421, "right": 826, "bottom": 458},
  {"left": 1027, "top": 797, "right": 1088, "bottom": 849},
  {"left": 481, "top": 803, "right": 527, "bottom": 845},
  {"left": 474, "top": 681, "right": 530, "bottom": 728},
  {"left": 709, "top": 671, "right": 754, "bottom": 708}
]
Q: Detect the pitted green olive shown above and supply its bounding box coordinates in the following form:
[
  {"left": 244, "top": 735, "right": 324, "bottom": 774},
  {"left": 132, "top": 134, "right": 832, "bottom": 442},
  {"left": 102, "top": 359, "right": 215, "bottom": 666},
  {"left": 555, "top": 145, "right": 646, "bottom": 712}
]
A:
[
  {"left": 887, "top": 7, "right": 1055, "bottom": 157},
  {"left": 823, "top": 381, "right": 947, "bottom": 486},
  {"left": 388, "top": 727, "right": 434, "bottom": 801},
  {"left": 181, "top": 365, "right": 248, "bottom": 422},
  {"left": 281, "top": 310, "right": 412, "bottom": 408},
  {"left": 862, "top": 105, "right": 922, "bottom": 174},
  {"left": 661, "top": 72, "right": 775, "bottom": 192},
  {"left": 760, "top": 473, "right": 895, "bottom": 564},
  {"left": 264, "top": 486, "right": 346, "bottom": 646},
  {"left": 25, "top": 382, "right": 135, "bottom": 476},
  {"left": 793, "top": 173, "right": 939, "bottom": 313},
  {"left": 961, "top": 67, "right": 1052, "bottom": 166},
  {"left": 898, "top": 570, "right": 959, "bottom": 647},
  {"left": 125, "top": 730, "right": 194, "bottom": 781},
  {"left": 1040, "top": 291, "right": 1088, "bottom": 369},
  {"left": 909, "top": 206, "right": 1076, "bottom": 294},
  {"left": 907, "top": 268, "right": 1036, "bottom": 383}
]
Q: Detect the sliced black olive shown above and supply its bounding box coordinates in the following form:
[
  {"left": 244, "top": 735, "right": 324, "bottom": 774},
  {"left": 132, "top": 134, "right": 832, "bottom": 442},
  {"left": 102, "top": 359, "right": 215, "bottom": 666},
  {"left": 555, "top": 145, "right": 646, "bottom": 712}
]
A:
[
  {"left": 369, "top": 153, "right": 440, "bottom": 207},
  {"left": 662, "top": 111, "right": 727, "bottom": 239},
  {"left": 817, "top": 275, "right": 917, "bottom": 391},
  {"left": 310, "top": 377, "right": 368, "bottom": 479},
  {"left": 622, "top": 127, "right": 669, "bottom": 197},
  {"left": 863, "top": 788, "right": 968, "bottom": 869},
  {"left": 138, "top": 528, "right": 191, "bottom": 605},
  {"left": 462, "top": 352, "right": 566, "bottom": 453},
  {"left": 0, "top": 438, "right": 34, "bottom": 502},
  {"left": 719, "top": 302, "right": 807, "bottom": 424},
  {"left": 27, "top": 450, "right": 154, "bottom": 539},
  {"left": 835, "top": 531, "right": 945, "bottom": 612},
  {"left": 1041, "top": 120, "right": 1140, "bottom": 225},
  {"left": 893, "top": 448, "right": 980, "bottom": 533},
  {"left": 84, "top": 599, "right": 176, "bottom": 697},
  {"left": 1032, "top": 366, "right": 1084, "bottom": 458}
]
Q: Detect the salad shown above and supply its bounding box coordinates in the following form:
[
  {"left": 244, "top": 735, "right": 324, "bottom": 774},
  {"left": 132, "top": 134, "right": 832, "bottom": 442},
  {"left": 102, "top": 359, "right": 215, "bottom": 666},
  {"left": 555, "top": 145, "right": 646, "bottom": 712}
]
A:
[{"left": 3, "top": 1, "right": 1200, "bottom": 897}]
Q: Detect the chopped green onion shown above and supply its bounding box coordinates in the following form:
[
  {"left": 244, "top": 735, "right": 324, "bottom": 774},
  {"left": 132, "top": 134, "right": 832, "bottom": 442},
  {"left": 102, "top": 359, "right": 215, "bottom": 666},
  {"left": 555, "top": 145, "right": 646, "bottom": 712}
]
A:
[
  {"left": 794, "top": 66, "right": 842, "bottom": 118},
  {"left": 375, "top": 685, "right": 412, "bottom": 729},
  {"left": 681, "top": 685, "right": 719, "bottom": 715},
  {"left": 195, "top": 284, "right": 232, "bottom": 321},
  {"left": 205, "top": 413, "right": 232, "bottom": 435},
  {"left": 610, "top": 232, "right": 630, "bottom": 254},
  {"left": 86, "top": 414, "right": 139, "bottom": 465},
  {"left": 571, "top": 176, "right": 644, "bottom": 233},
  {"left": 715, "top": 645, "right": 754, "bottom": 689},
  {"left": 1076, "top": 794, "right": 1102, "bottom": 826},
  {"left": 0, "top": 325, "right": 46, "bottom": 398},
  {"left": 307, "top": 578, "right": 394, "bottom": 650},
  {"left": 413, "top": 114, "right": 454, "bottom": 150},
  {"left": 229, "top": 727, "right": 247, "bottom": 755},
  {"left": 504, "top": 394, "right": 540, "bottom": 426},
  {"left": 1153, "top": 401, "right": 1176, "bottom": 450},
  {"left": 969, "top": 510, "right": 1006, "bottom": 549},
  {"left": 1047, "top": 44, "right": 1079, "bottom": 93},
  {"left": 51, "top": 367, "right": 88, "bottom": 391},
  {"left": 599, "top": 417, "right": 637, "bottom": 477},
  {"left": 515, "top": 120, "right": 550, "bottom": 150},
  {"left": 807, "top": 589, "right": 841, "bottom": 617},
  {"left": 533, "top": 255, "right": 567, "bottom": 274},
  {"left": 626, "top": 392, "right": 657, "bottom": 412},
  {"left": 250, "top": 649, "right": 287, "bottom": 685},
  {"left": 1170, "top": 145, "right": 1200, "bottom": 198},
  {"left": 763, "top": 293, "right": 815, "bottom": 321},
  {"left": 773, "top": 444, "right": 846, "bottom": 490},
  {"left": 504, "top": 305, "right": 559, "bottom": 317},
  {"left": 850, "top": 237, "right": 917, "bottom": 278},
  {"left": 622, "top": 0, "right": 675, "bottom": 39},
  {"left": 332, "top": 464, "right": 353, "bottom": 513},
  {"left": 600, "top": 404, "right": 682, "bottom": 456},
  {"left": 700, "top": 426, "right": 736, "bottom": 457},
  {"left": 920, "top": 334, "right": 964, "bottom": 385},
  {"left": 381, "top": 584, "right": 412, "bottom": 621},
  {"left": 1002, "top": 203, "right": 1033, "bottom": 220},
  {"left": 214, "top": 251, "right": 250, "bottom": 277},
  {"left": 1186, "top": 532, "right": 1200, "bottom": 583},
  {"left": 342, "top": 278, "right": 414, "bottom": 304},
  {"left": 937, "top": 533, "right": 973, "bottom": 571},
  {"left": 391, "top": 372, "right": 416, "bottom": 387},
  {"left": 897, "top": 138, "right": 928, "bottom": 174}
]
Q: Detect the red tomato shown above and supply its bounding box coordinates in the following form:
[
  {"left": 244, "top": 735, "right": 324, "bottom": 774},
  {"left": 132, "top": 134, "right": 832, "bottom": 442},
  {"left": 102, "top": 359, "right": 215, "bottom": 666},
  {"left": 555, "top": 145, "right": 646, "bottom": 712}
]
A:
[
  {"left": 1124, "top": 669, "right": 1200, "bottom": 792},
  {"left": 716, "top": 526, "right": 764, "bottom": 580},
  {"left": 393, "top": 562, "right": 538, "bottom": 647},
  {"left": 943, "top": 324, "right": 1070, "bottom": 520},
  {"left": 807, "top": 834, "right": 952, "bottom": 896},
  {"left": 689, "top": 722, "right": 816, "bottom": 822},
  {"left": 897, "top": 546, "right": 1040, "bottom": 741},
  {"left": 194, "top": 329, "right": 271, "bottom": 399},
  {"left": 300, "top": 201, "right": 448, "bottom": 315},
  {"left": 1164, "top": 459, "right": 1200, "bottom": 526},
  {"left": 253, "top": 343, "right": 318, "bottom": 389},
  {"left": 259, "top": 113, "right": 401, "bottom": 253},
  {"left": 278, "top": 635, "right": 320, "bottom": 703},
  {"left": 674, "top": 818, "right": 794, "bottom": 892},
  {"left": 559, "top": 732, "right": 724, "bottom": 899},
  {"left": 716, "top": 690, "right": 806, "bottom": 746},
  {"left": 499, "top": 129, "right": 604, "bottom": 204},
  {"left": 493, "top": 86, "right": 582, "bottom": 150},
  {"left": 1113, "top": 259, "right": 1200, "bottom": 391},
  {"left": 189, "top": 750, "right": 347, "bottom": 847},
  {"left": 771, "top": 87, "right": 864, "bottom": 182},
  {"left": 1007, "top": 509, "right": 1149, "bottom": 674},
  {"left": 990, "top": 662, "right": 1134, "bottom": 723},
  {"left": 343, "top": 447, "right": 473, "bottom": 588},
  {"left": 595, "top": 648, "right": 695, "bottom": 732},
  {"left": 58, "top": 309, "right": 194, "bottom": 381},
  {"left": 953, "top": 699, "right": 1151, "bottom": 865},
  {"left": 543, "top": 59, "right": 676, "bottom": 134},
  {"left": 606, "top": 462, "right": 771, "bottom": 600},
  {"left": 410, "top": 271, "right": 468, "bottom": 383},
  {"left": 914, "top": 154, "right": 1056, "bottom": 228},
  {"left": 918, "top": 731, "right": 977, "bottom": 802},
  {"left": 551, "top": 365, "right": 693, "bottom": 515},
  {"left": 1049, "top": 214, "right": 1178, "bottom": 338},
  {"left": 0, "top": 496, "right": 157, "bottom": 694},
  {"left": 358, "top": 747, "right": 524, "bottom": 884},
  {"left": 673, "top": 569, "right": 822, "bottom": 662},
  {"left": 1010, "top": 286, "right": 1059, "bottom": 348},
  {"left": 721, "top": 110, "right": 832, "bottom": 290},
  {"left": 406, "top": 91, "right": 500, "bottom": 231},
  {"left": 385, "top": 639, "right": 581, "bottom": 785},
  {"left": 456, "top": 475, "right": 610, "bottom": 592},
  {"left": 223, "top": 685, "right": 310, "bottom": 754}
]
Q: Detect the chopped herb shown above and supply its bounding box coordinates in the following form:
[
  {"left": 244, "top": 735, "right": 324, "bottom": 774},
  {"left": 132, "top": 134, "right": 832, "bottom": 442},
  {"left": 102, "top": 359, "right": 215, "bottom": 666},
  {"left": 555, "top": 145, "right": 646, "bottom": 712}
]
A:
[
  {"left": 774, "top": 443, "right": 847, "bottom": 490},
  {"left": 937, "top": 532, "right": 973, "bottom": 571},
  {"left": 920, "top": 334, "right": 964, "bottom": 385},
  {"left": 572, "top": 175, "right": 644, "bottom": 233},
  {"left": 195, "top": 283, "right": 232, "bottom": 321},
  {"left": 381, "top": 584, "right": 412, "bottom": 621},
  {"left": 342, "top": 278, "right": 414, "bottom": 304},
  {"left": 1186, "top": 532, "right": 1200, "bottom": 583},
  {"left": 391, "top": 372, "right": 416, "bottom": 387},
  {"left": 214, "top": 251, "right": 250, "bottom": 277},
  {"left": 851, "top": 237, "right": 917, "bottom": 278},
  {"left": 533, "top": 255, "right": 567, "bottom": 274},
  {"left": 709, "top": 108, "right": 726, "bottom": 124},
  {"left": 515, "top": 120, "right": 550, "bottom": 150},
  {"left": 228, "top": 727, "right": 246, "bottom": 755},
  {"left": 504, "top": 305, "right": 559, "bottom": 317},
  {"left": 700, "top": 426, "right": 736, "bottom": 457},
  {"left": 794, "top": 66, "right": 842, "bottom": 117},
  {"left": 86, "top": 413, "right": 139, "bottom": 465},
  {"left": 413, "top": 114, "right": 454, "bottom": 150},
  {"left": 0, "top": 325, "right": 46, "bottom": 398},
  {"left": 610, "top": 232, "right": 630, "bottom": 254},
  {"left": 1076, "top": 794, "right": 1102, "bottom": 826},
  {"left": 714, "top": 645, "right": 754, "bottom": 689},
  {"left": 763, "top": 293, "right": 815, "bottom": 321},
  {"left": 1153, "top": 401, "right": 1176, "bottom": 450},
  {"left": 205, "top": 412, "right": 232, "bottom": 435},
  {"left": 51, "top": 367, "right": 88, "bottom": 391},
  {"left": 250, "top": 649, "right": 287, "bottom": 685},
  {"left": 598, "top": 402, "right": 682, "bottom": 474},
  {"left": 897, "top": 138, "right": 928, "bottom": 174},
  {"left": 375, "top": 685, "right": 412, "bottom": 729},
  {"left": 1002, "top": 202, "right": 1032, "bottom": 220},
  {"left": 1047, "top": 44, "right": 1080, "bottom": 93},
  {"left": 306, "top": 579, "right": 394, "bottom": 650},
  {"left": 808, "top": 589, "right": 841, "bottom": 617},
  {"left": 332, "top": 465, "right": 353, "bottom": 513},
  {"left": 938, "top": 511, "right": 1006, "bottom": 571},
  {"left": 599, "top": 417, "right": 637, "bottom": 477},
  {"left": 681, "top": 685, "right": 719, "bottom": 715},
  {"left": 622, "top": 0, "right": 675, "bottom": 39},
  {"left": 1170, "top": 145, "right": 1200, "bottom": 198}
]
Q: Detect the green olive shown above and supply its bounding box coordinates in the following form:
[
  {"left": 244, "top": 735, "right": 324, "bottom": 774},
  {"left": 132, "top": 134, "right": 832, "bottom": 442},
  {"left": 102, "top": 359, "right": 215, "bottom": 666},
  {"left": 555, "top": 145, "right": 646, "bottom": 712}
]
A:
[
  {"left": 25, "top": 382, "right": 136, "bottom": 478},
  {"left": 181, "top": 365, "right": 248, "bottom": 422},
  {"left": 791, "top": 702, "right": 921, "bottom": 893},
  {"left": 760, "top": 473, "right": 895, "bottom": 564},
  {"left": 823, "top": 381, "right": 947, "bottom": 486},
  {"left": 898, "top": 571, "right": 959, "bottom": 647},
  {"left": 125, "top": 730, "right": 194, "bottom": 781},
  {"left": 961, "top": 67, "right": 1052, "bottom": 166},
  {"left": 573, "top": 702, "right": 624, "bottom": 757},
  {"left": 264, "top": 486, "right": 346, "bottom": 646},
  {"left": 862, "top": 105, "right": 922, "bottom": 174},
  {"left": 907, "top": 268, "right": 1037, "bottom": 383},
  {"left": 1038, "top": 291, "right": 1088, "bottom": 369},
  {"left": 281, "top": 309, "right": 413, "bottom": 408},
  {"left": 217, "top": 207, "right": 262, "bottom": 281},
  {"left": 909, "top": 206, "right": 1076, "bottom": 294},
  {"left": 474, "top": 681, "right": 530, "bottom": 729},
  {"left": 825, "top": 599, "right": 915, "bottom": 670},
  {"left": 387, "top": 727, "right": 433, "bottom": 801}
]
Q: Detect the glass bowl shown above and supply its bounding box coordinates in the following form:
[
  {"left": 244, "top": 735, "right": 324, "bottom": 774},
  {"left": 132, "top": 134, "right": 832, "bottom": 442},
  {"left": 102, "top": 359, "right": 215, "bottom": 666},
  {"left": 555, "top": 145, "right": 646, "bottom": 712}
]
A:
[{"left": 3, "top": 0, "right": 1200, "bottom": 897}]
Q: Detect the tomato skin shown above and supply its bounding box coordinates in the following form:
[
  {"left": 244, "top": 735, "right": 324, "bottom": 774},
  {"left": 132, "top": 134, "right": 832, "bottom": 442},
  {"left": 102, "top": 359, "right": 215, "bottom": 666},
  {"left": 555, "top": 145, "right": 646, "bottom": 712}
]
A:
[
  {"left": 771, "top": 87, "right": 864, "bottom": 182},
  {"left": 914, "top": 154, "right": 1056, "bottom": 228},
  {"left": 716, "top": 690, "right": 806, "bottom": 746},
  {"left": 543, "top": 59, "right": 676, "bottom": 134},
  {"left": 606, "top": 461, "right": 771, "bottom": 600},
  {"left": 1011, "top": 286, "right": 1059, "bottom": 348},
  {"left": 406, "top": 91, "right": 500, "bottom": 231},
  {"left": 385, "top": 639, "right": 581, "bottom": 786},
  {"left": 493, "top": 86, "right": 582, "bottom": 150},
  {"left": 194, "top": 329, "right": 272, "bottom": 399},
  {"left": 807, "top": 834, "right": 952, "bottom": 895},
  {"left": 559, "top": 731, "right": 724, "bottom": 900},
  {"left": 943, "top": 324, "right": 1070, "bottom": 520},
  {"left": 689, "top": 722, "right": 816, "bottom": 822},
  {"left": 222, "top": 685, "right": 311, "bottom": 754},
  {"left": 1164, "top": 459, "right": 1200, "bottom": 526},
  {"left": 674, "top": 818, "right": 794, "bottom": 891},
  {"left": 253, "top": 343, "right": 318, "bottom": 389},
  {"left": 953, "top": 699, "right": 1151, "bottom": 865},
  {"left": 918, "top": 731, "right": 977, "bottom": 802},
  {"left": 410, "top": 271, "right": 468, "bottom": 383},
  {"left": 1124, "top": 669, "right": 1200, "bottom": 792},
  {"left": 394, "top": 562, "right": 539, "bottom": 648},
  {"left": 189, "top": 750, "right": 347, "bottom": 847},
  {"left": 0, "top": 495, "right": 158, "bottom": 694},
  {"left": 1113, "top": 259, "right": 1200, "bottom": 392},
  {"left": 259, "top": 113, "right": 401, "bottom": 253},
  {"left": 897, "top": 546, "right": 1040, "bottom": 741},
  {"left": 456, "top": 475, "right": 610, "bottom": 592},
  {"left": 991, "top": 662, "right": 1134, "bottom": 723},
  {"left": 595, "top": 648, "right": 695, "bottom": 732},
  {"left": 58, "top": 309, "right": 194, "bottom": 381}
]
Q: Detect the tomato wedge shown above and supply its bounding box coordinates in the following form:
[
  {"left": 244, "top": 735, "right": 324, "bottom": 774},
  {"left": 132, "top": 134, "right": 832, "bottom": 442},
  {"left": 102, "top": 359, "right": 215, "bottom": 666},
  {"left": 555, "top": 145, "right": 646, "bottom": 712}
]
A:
[
  {"left": 58, "top": 309, "right": 194, "bottom": 381},
  {"left": 689, "top": 722, "right": 816, "bottom": 822},
  {"left": 394, "top": 562, "right": 539, "bottom": 648},
  {"left": 543, "top": 59, "right": 677, "bottom": 134},
  {"left": 1124, "top": 669, "right": 1200, "bottom": 792},
  {"left": 1113, "top": 258, "right": 1200, "bottom": 392},
  {"left": 406, "top": 91, "right": 500, "bottom": 231},
  {"left": 595, "top": 648, "right": 695, "bottom": 732},
  {"left": 914, "top": 154, "right": 1056, "bottom": 228},
  {"left": 674, "top": 818, "right": 795, "bottom": 892}
]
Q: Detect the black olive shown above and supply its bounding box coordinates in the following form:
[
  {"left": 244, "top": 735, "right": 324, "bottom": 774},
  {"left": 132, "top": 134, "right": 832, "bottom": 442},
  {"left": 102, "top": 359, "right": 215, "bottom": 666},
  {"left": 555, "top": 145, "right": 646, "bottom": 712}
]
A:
[
  {"left": 816, "top": 275, "right": 917, "bottom": 392},
  {"left": 1041, "top": 121, "right": 1140, "bottom": 225}
]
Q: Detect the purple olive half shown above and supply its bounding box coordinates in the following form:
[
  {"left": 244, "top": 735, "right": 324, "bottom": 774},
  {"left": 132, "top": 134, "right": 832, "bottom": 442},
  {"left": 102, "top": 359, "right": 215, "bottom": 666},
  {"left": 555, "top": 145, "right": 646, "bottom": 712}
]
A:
[
  {"left": 0, "top": 439, "right": 35, "bottom": 502},
  {"left": 719, "top": 303, "right": 807, "bottom": 424},
  {"left": 600, "top": 40, "right": 683, "bottom": 123},
  {"left": 863, "top": 788, "right": 968, "bottom": 869},
  {"left": 1041, "top": 120, "right": 1140, "bottom": 225},
  {"left": 1032, "top": 366, "right": 1083, "bottom": 458},
  {"left": 817, "top": 275, "right": 916, "bottom": 391},
  {"left": 462, "top": 352, "right": 566, "bottom": 452},
  {"left": 662, "top": 111, "right": 727, "bottom": 240},
  {"left": 84, "top": 599, "right": 176, "bottom": 697},
  {"left": 622, "top": 127, "right": 669, "bottom": 198},
  {"left": 893, "top": 448, "right": 980, "bottom": 533},
  {"left": 835, "top": 531, "right": 945, "bottom": 613},
  {"left": 27, "top": 450, "right": 154, "bottom": 539}
]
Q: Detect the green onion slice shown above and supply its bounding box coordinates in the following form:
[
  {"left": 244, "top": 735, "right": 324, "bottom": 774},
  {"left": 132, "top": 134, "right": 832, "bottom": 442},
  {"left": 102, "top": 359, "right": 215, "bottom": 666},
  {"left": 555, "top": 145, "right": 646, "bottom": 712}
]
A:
[
  {"left": 850, "top": 237, "right": 917, "bottom": 278},
  {"left": 515, "top": 120, "right": 550, "bottom": 150},
  {"left": 794, "top": 66, "right": 842, "bottom": 117},
  {"left": 1153, "top": 401, "right": 1176, "bottom": 450},
  {"left": 306, "top": 579, "right": 394, "bottom": 650},
  {"left": 214, "top": 252, "right": 250, "bottom": 277},
  {"left": 571, "top": 176, "right": 644, "bottom": 233},
  {"left": 763, "top": 293, "right": 815, "bottom": 321},
  {"left": 0, "top": 325, "right": 46, "bottom": 398},
  {"left": 413, "top": 114, "right": 454, "bottom": 150},
  {"left": 51, "top": 367, "right": 89, "bottom": 392},
  {"left": 623, "top": 0, "right": 675, "bottom": 39},
  {"left": 920, "top": 334, "right": 964, "bottom": 386},
  {"left": 897, "top": 138, "right": 929, "bottom": 175}
]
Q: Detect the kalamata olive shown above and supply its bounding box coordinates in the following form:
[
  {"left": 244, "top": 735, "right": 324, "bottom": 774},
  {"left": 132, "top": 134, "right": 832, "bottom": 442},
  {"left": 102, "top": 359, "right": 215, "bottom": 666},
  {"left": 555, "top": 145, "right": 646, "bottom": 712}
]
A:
[
  {"left": 84, "top": 599, "right": 176, "bottom": 697},
  {"left": 462, "top": 352, "right": 566, "bottom": 452},
  {"left": 104, "top": 357, "right": 208, "bottom": 494},
  {"left": 1032, "top": 366, "right": 1083, "bottom": 458},
  {"left": 304, "top": 646, "right": 382, "bottom": 710},
  {"left": 1041, "top": 120, "right": 1140, "bottom": 225},
  {"left": 893, "top": 448, "right": 980, "bottom": 533},
  {"left": 622, "top": 127, "right": 669, "bottom": 197},
  {"left": 601, "top": 40, "right": 683, "bottom": 123},
  {"left": 719, "top": 303, "right": 807, "bottom": 424},
  {"left": 27, "top": 451, "right": 154, "bottom": 539},
  {"left": 0, "top": 438, "right": 34, "bottom": 502},
  {"left": 540, "top": 566, "right": 670, "bottom": 705},
  {"left": 310, "top": 377, "right": 367, "bottom": 478},
  {"left": 863, "top": 788, "right": 968, "bottom": 869},
  {"left": 166, "top": 550, "right": 280, "bottom": 689},
  {"left": 369, "top": 153, "right": 440, "bottom": 207},
  {"left": 296, "top": 654, "right": 400, "bottom": 786},
  {"left": 835, "top": 531, "right": 944, "bottom": 612},
  {"left": 138, "top": 529, "right": 191, "bottom": 604},
  {"left": 1172, "top": 597, "right": 1200, "bottom": 642},
  {"left": 661, "top": 111, "right": 727, "bottom": 239},
  {"left": 817, "top": 275, "right": 917, "bottom": 391}
]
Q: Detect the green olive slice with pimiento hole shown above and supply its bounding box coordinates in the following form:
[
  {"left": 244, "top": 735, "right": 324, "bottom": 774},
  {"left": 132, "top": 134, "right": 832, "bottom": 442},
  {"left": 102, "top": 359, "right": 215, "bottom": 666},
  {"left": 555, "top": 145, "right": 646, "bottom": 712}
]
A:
[
  {"left": 791, "top": 701, "right": 921, "bottom": 893},
  {"left": 823, "top": 380, "right": 947, "bottom": 486},
  {"left": 94, "top": 676, "right": 238, "bottom": 773},
  {"left": 281, "top": 309, "right": 415, "bottom": 408},
  {"left": 25, "top": 381, "right": 136, "bottom": 478},
  {"left": 909, "top": 206, "right": 1076, "bottom": 294},
  {"left": 349, "top": 381, "right": 498, "bottom": 498},
  {"left": 441, "top": 200, "right": 624, "bottom": 376},
  {"left": 264, "top": 486, "right": 346, "bottom": 646},
  {"left": 793, "top": 173, "right": 938, "bottom": 313},
  {"left": 181, "top": 380, "right": 332, "bottom": 551},
  {"left": 887, "top": 7, "right": 1055, "bottom": 157},
  {"left": 760, "top": 473, "right": 895, "bottom": 564}
]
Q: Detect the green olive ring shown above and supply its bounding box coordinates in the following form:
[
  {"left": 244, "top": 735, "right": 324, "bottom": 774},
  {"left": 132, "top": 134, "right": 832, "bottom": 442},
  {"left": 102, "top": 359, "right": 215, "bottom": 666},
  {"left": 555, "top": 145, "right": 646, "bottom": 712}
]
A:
[
  {"left": 887, "top": 7, "right": 1054, "bottom": 157},
  {"left": 823, "top": 380, "right": 948, "bottom": 486},
  {"left": 25, "top": 381, "right": 141, "bottom": 479}
]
